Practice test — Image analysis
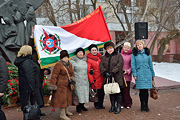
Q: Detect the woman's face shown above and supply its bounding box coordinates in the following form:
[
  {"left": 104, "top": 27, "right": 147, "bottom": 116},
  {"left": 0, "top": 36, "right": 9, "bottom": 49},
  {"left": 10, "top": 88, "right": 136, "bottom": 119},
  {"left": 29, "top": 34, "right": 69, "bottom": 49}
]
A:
[
  {"left": 90, "top": 48, "right": 98, "bottom": 55},
  {"left": 62, "top": 56, "right": 69, "bottom": 63},
  {"left": 77, "top": 51, "right": 84, "bottom": 59},
  {"left": 123, "top": 45, "right": 130, "bottom": 53},
  {"left": 106, "top": 47, "right": 114, "bottom": 54},
  {"left": 137, "top": 43, "right": 144, "bottom": 51}
]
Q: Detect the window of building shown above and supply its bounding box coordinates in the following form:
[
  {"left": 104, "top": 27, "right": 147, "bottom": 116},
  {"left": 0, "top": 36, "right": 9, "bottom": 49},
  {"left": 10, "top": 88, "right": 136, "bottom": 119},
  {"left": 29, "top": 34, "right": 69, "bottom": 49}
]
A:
[{"left": 98, "top": 48, "right": 105, "bottom": 55}]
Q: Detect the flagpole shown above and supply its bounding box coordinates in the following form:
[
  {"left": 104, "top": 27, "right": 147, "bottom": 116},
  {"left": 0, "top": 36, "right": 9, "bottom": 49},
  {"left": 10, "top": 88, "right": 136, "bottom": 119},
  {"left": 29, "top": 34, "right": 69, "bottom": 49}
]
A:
[{"left": 97, "top": 0, "right": 100, "bottom": 7}]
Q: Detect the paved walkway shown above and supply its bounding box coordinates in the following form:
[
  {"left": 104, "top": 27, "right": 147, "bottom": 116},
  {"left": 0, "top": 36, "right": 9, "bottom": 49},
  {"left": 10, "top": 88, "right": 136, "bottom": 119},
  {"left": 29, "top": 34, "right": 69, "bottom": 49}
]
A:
[{"left": 2, "top": 77, "right": 180, "bottom": 120}]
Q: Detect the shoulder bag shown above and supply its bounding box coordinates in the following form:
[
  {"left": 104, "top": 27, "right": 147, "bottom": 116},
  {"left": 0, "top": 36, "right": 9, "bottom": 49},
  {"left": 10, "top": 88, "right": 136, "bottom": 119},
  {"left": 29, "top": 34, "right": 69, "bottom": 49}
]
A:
[{"left": 63, "top": 65, "right": 75, "bottom": 91}]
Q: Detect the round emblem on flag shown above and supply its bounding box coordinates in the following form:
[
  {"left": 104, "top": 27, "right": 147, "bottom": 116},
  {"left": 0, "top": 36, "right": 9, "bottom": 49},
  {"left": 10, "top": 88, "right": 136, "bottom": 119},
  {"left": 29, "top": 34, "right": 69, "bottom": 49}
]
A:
[{"left": 39, "top": 29, "right": 62, "bottom": 55}]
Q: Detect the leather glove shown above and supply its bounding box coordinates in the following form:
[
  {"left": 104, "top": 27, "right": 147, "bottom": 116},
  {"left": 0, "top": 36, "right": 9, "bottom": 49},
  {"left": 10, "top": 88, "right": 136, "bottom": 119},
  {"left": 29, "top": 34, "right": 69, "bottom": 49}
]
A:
[
  {"left": 106, "top": 72, "right": 111, "bottom": 78},
  {"left": 89, "top": 69, "right": 94, "bottom": 75}
]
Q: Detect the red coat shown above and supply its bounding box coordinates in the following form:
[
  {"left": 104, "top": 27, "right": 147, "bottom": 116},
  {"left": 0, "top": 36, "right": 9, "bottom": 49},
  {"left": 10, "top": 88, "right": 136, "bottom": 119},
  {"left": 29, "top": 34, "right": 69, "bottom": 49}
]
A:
[
  {"left": 87, "top": 53, "right": 103, "bottom": 89},
  {"left": 121, "top": 49, "right": 132, "bottom": 81}
]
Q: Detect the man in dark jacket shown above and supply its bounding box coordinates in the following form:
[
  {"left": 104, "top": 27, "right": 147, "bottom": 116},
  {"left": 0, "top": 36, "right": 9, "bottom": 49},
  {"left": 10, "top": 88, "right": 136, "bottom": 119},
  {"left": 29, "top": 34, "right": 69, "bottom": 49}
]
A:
[{"left": 0, "top": 52, "right": 9, "bottom": 120}]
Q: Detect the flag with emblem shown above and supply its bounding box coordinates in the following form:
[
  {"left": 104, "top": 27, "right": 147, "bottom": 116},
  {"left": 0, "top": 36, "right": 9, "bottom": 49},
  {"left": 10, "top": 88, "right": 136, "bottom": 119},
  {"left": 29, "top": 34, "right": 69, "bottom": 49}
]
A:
[{"left": 34, "top": 6, "right": 111, "bottom": 69}]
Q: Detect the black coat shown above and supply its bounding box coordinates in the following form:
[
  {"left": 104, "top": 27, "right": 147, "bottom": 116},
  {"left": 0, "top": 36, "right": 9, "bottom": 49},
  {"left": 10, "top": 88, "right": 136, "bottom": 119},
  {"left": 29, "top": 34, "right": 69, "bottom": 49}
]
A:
[
  {"left": 0, "top": 53, "right": 9, "bottom": 93},
  {"left": 14, "top": 55, "right": 43, "bottom": 110}
]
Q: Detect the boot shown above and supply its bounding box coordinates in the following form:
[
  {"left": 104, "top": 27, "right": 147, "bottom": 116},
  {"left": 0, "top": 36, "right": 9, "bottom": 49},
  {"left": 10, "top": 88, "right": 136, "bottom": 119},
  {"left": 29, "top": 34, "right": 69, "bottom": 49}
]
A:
[
  {"left": 94, "top": 102, "right": 99, "bottom": 109},
  {"left": 60, "top": 108, "right": 71, "bottom": 120},
  {"left": 98, "top": 88, "right": 105, "bottom": 109},
  {"left": 76, "top": 105, "right": 81, "bottom": 113},
  {"left": 109, "top": 94, "right": 115, "bottom": 113},
  {"left": 141, "top": 101, "right": 146, "bottom": 112},
  {"left": 80, "top": 103, "right": 88, "bottom": 111},
  {"left": 65, "top": 107, "right": 73, "bottom": 116},
  {"left": 139, "top": 92, "right": 145, "bottom": 112},
  {"left": 114, "top": 94, "right": 122, "bottom": 114},
  {"left": 145, "top": 94, "right": 150, "bottom": 112},
  {"left": 39, "top": 108, "right": 46, "bottom": 116}
]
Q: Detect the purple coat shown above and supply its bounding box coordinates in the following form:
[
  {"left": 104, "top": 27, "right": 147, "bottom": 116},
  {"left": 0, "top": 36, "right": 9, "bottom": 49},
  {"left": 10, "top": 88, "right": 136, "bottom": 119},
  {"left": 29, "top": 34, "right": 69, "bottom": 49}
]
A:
[{"left": 121, "top": 49, "right": 132, "bottom": 82}]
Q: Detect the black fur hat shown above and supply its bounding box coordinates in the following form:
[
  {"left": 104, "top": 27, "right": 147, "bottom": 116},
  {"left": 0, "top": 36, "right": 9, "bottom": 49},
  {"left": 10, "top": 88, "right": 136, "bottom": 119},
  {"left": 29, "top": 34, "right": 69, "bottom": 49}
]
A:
[
  {"left": 60, "top": 50, "right": 69, "bottom": 59},
  {"left": 104, "top": 42, "right": 115, "bottom": 50},
  {"left": 88, "top": 44, "right": 97, "bottom": 51},
  {"left": 75, "top": 47, "right": 85, "bottom": 55}
]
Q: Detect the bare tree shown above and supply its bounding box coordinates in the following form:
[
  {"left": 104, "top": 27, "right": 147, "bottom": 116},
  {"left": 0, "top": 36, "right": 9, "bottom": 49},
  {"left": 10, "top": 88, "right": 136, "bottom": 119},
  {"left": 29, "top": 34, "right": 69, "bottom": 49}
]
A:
[
  {"left": 146, "top": 0, "right": 180, "bottom": 58},
  {"left": 106, "top": 0, "right": 144, "bottom": 48},
  {"left": 91, "top": 0, "right": 98, "bottom": 10},
  {"left": 44, "top": 0, "right": 57, "bottom": 26},
  {"left": 157, "top": 30, "right": 180, "bottom": 62}
]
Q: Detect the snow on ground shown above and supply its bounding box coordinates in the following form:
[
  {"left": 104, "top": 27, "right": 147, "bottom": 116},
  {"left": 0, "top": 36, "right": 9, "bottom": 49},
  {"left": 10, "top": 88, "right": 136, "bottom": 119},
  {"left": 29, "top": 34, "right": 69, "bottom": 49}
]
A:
[{"left": 153, "top": 62, "right": 180, "bottom": 82}]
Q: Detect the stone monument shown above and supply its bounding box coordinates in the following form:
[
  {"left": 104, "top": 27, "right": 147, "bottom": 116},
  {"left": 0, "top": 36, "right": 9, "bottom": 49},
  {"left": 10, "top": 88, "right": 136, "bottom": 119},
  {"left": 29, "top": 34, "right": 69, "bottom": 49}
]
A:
[{"left": 0, "top": 0, "right": 44, "bottom": 62}]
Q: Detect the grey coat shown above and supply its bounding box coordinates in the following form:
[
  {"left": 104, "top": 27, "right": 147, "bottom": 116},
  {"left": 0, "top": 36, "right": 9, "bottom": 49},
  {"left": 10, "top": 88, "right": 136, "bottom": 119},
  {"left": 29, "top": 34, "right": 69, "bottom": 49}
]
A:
[{"left": 70, "top": 56, "right": 89, "bottom": 103}]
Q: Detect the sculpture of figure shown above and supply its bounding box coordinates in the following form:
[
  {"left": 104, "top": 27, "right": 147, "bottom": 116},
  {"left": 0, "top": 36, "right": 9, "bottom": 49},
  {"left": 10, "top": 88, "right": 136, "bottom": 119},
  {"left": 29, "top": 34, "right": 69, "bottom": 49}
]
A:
[
  {"left": 0, "top": 0, "right": 44, "bottom": 62},
  {"left": 0, "top": 17, "right": 4, "bottom": 44},
  {"left": 25, "top": 1, "right": 36, "bottom": 43},
  {"left": 12, "top": 4, "right": 26, "bottom": 46},
  {"left": 3, "top": 17, "right": 20, "bottom": 51}
]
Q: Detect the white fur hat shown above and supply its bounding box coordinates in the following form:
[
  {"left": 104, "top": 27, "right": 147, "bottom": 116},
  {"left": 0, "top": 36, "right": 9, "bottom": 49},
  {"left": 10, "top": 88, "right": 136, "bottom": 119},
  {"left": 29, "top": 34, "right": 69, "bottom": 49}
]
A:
[{"left": 124, "top": 42, "right": 131, "bottom": 48}]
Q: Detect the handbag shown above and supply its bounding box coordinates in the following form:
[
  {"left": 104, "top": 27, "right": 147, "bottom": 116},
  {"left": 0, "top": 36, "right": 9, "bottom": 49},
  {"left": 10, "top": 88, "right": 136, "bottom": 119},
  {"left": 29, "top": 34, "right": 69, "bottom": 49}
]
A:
[
  {"left": 150, "top": 82, "right": 158, "bottom": 100},
  {"left": 150, "top": 79, "right": 158, "bottom": 100},
  {"left": 104, "top": 77, "right": 120, "bottom": 95},
  {"left": 150, "top": 88, "right": 158, "bottom": 100},
  {"left": 23, "top": 95, "right": 40, "bottom": 120},
  {"left": 89, "top": 82, "right": 98, "bottom": 102},
  {"left": 72, "top": 91, "right": 79, "bottom": 106},
  {"left": 63, "top": 66, "right": 75, "bottom": 91}
]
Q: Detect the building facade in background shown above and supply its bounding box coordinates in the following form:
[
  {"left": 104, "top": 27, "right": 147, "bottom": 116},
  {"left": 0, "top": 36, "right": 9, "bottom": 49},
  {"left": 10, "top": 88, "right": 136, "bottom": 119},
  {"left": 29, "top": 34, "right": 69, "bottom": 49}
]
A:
[{"left": 35, "top": 0, "right": 180, "bottom": 62}]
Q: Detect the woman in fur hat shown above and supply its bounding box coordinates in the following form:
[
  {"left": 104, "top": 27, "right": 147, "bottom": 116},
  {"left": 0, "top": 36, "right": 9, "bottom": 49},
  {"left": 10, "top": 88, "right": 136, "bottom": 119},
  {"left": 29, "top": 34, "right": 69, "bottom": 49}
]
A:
[
  {"left": 120, "top": 42, "right": 133, "bottom": 109},
  {"left": 50, "top": 50, "right": 75, "bottom": 120},
  {"left": 131, "top": 40, "right": 155, "bottom": 112},
  {"left": 87, "top": 44, "right": 105, "bottom": 109},
  {"left": 70, "top": 48, "right": 89, "bottom": 114},
  {"left": 100, "top": 42, "right": 124, "bottom": 114}
]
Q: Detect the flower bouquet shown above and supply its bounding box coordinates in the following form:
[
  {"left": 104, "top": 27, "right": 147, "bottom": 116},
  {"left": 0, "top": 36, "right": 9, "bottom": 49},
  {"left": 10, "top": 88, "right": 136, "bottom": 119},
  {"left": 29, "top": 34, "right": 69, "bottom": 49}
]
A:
[
  {"left": 42, "top": 76, "right": 52, "bottom": 106},
  {"left": 2, "top": 62, "right": 20, "bottom": 107}
]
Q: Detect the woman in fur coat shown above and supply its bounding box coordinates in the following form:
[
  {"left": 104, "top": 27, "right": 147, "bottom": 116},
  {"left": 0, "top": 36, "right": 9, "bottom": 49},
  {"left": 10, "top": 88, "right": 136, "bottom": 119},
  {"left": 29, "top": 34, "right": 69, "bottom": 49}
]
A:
[
  {"left": 50, "top": 50, "right": 75, "bottom": 120},
  {"left": 100, "top": 42, "right": 124, "bottom": 114}
]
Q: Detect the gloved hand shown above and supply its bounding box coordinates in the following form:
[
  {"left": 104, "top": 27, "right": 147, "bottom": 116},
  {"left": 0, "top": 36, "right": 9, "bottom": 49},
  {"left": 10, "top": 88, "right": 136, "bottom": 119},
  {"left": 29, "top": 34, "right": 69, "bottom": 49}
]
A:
[
  {"left": 89, "top": 69, "right": 94, "bottom": 75},
  {"left": 106, "top": 72, "right": 111, "bottom": 78}
]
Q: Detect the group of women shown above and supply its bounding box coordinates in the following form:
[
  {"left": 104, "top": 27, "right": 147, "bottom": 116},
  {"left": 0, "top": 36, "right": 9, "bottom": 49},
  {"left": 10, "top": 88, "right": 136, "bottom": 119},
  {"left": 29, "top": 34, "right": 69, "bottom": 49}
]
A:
[{"left": 14, "top": 40, "right": 155, "bottom": 120}]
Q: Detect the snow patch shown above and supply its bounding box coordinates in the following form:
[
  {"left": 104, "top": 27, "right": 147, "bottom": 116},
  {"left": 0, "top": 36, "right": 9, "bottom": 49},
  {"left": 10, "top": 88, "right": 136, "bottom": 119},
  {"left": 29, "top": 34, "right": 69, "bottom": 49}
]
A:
[{"left": 153, "top": 62, "right": 180, "bottom": 82}]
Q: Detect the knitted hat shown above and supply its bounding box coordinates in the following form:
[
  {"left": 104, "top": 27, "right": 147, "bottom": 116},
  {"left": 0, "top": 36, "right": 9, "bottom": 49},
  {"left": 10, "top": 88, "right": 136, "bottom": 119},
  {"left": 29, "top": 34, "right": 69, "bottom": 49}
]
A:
[
  {"left": 60, "top": 50, "right": 69, "bottom": 59},
  {"left": 88, "top": 44, "right": 97, "bottom": 51},
  {"left": 124, "top": 42, "right": 131, "bottom": 48},
  {"left": 104, "top": 42, "right": 115, "bottom": 50},
  {"left": 75, "top": 47, "right": 85, "bottom": 55}
]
